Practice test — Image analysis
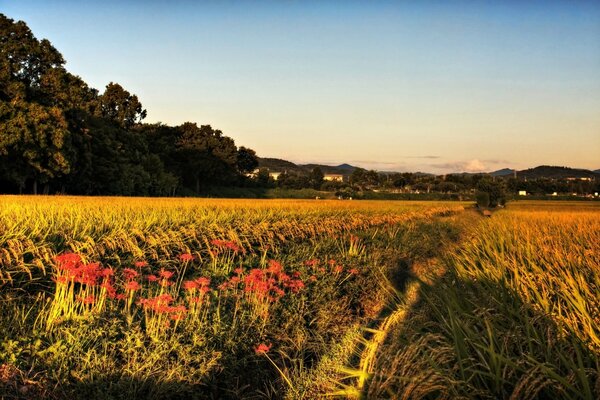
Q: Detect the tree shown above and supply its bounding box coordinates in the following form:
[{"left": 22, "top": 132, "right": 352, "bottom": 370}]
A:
[
  {"left": 176, "top": 123, "right": 238, "bottom": 192},
  {"left": 476, "top": 177, "right": 506, "bottom": 207},
  {"left": 236, "top": 146, "right": 258, "bottom": 174},
  {"left": 0, "top": 100, "right": 70, "bottom": 193},
  {"left": 96, "top": 82, "right": 146, "bottom": 128},
  {"left": 0, "top": 14, "right": 65, "bottom": 102},
  {"left": 309, "top": 167, "right": 324, "bottom": 189}
]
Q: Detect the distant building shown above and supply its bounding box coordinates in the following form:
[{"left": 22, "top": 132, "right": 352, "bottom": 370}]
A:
[
  {"left": 269, "top": 172, "right": 282, "bottom": 180},
  {"left": 518, "top": 190, "right": 527, "bottom": 196},
  {"left": 566, "top": 177, "right": 593, "bottom": 181},
  {"left": 324, "top": 174, "right": 344, "bottom": 182}
]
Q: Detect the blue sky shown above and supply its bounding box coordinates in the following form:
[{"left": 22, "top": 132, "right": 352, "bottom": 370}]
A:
[{"left": 3, "top": 1, "right": 600, "bottom": 172}]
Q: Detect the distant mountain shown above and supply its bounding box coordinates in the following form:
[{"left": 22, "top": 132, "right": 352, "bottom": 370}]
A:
[
  {"left": 516, "top": 166, "right": 597, "bottom": 179},
  {"left": 258, "top": 157, "right": 359, "bottom": 176},
  {"left": 257, "top": 158, "right": 304, "bottom": 173},
  {"left": 595, "top": 169, "right": 600, "bottom": 174},
  {"left": 490, "top": 168, "right": 515, "bottom": 177},
  {"left": 302, "top": 163, "right": 358, "bottom": 175}
]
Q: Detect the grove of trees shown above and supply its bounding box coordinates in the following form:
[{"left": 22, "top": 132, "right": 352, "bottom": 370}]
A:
[{"left": 0, "top": 14, "right": 258, "bottom": 195}]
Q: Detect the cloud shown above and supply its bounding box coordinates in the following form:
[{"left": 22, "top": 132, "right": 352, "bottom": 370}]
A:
[
  {"left": 404, "top": 155, "right": 441, "bottom": 159},
  {"left": 483, "top": 159, "right": 510, "bottom": 165},
  {"left": 431, "top": 159, "right": 488, "bottom": 173}
]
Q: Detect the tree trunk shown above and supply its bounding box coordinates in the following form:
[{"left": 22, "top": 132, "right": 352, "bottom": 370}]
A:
[
  {"left": 196, "top": 177, "right": 200, "bottom": 194},
  {"left": 43, "top": 183, "right": 50, "bottom": 195},
  {"left": 33, "top": 180, "right": 38, "bottom": 195}
]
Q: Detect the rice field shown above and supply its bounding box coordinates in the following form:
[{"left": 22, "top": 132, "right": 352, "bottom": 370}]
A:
[
  {"left": 363, "top": 202, "right": 600, "bottom": 399},
  {"left": 0, "top": 196, "right": 465, "bottom": 399},
  {"left": 1, "top": 197, "right": 598, "bottom": 399}
]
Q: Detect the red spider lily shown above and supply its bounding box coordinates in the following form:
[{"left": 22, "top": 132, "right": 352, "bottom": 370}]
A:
[
  {"left": 159, "top": 279, "right": 173, "bottom": 288},
  {"left": 267, "top": 260, "right": 283, "bottom": 275},
  {"left": 195, "top": 277, "right": 210, "bottom": 287},
  {"left": 114, "top": 293, "right": 126, "bottom": 301},
  {"left": 134, "top": 261, "right": 148, "bottom": 268},
  {"left": 328, "top": 259, "right": 337, "bottom": 266},
  {"left": 147, "top": 274, "right": 159, "bottom": 282},
  {"left": 304, "top": 259, "right": 319, "bottom": 267},
  {"left": 244, "top": 268, "right": 284, "bottom": 301},
  {"left": 74, "top": 262, "right": 103, "bottom": 286},
  {"left": 159, "top": 269, "right": 174, "bottom": 280},
  {"left": 255, "top": 343, "right": 272, "bottom": 355},
  {"left": 349, "top": 268, "right": 359, "bottom": 275},
  {"left": 76, "top": 295, "right": 95, "bottom": 305},
  {"left": 334, "top": 265, "right": 344, "bottom": 274},
  {"left": 123, "top": 268, "right": 139, "bottom": 281},
  {"left": 101, "top": 281, "right": 117, "bottom": 298},
  {"left": 183, "top": 277, "right": 211, "bottom": 293},
  {"left": 234, "top": 267, "right": 244, "bottom": 275},
  {"left": 309, "top": 275, "right": 317, "bottom": 282},
  {"left": 101, "top": 267, "right": 114, "bottom": 277},
  {"left": 125, "top": 281, "right": 141, "bottom": 291},
  {"left": 285, "top": 279, "right": 305, "bottom": 293},
  {"left": 210, "top": 239, "right": 243, "bottom": 253},
  {"left": 139, "top": 294, "right": 186, "bottom": 315},
  {"left": 55, "top": 253, "right": 83, "bottom": 270},
  {"left": 179, "top": 253, "right": 194, "bottom": 262}
]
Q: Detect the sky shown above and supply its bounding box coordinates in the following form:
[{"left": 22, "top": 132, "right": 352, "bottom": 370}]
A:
[{"left": 3, "top": 0, "right": 600, "bottom": 173}]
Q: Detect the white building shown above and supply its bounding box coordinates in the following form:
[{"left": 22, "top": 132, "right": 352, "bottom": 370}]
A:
[{"left": 324, "top": 174, "right": 344, "bottom": 182}]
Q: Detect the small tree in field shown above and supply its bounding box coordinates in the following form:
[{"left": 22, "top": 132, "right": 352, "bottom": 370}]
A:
[
  {"left": 476, "top": 191, "right": 490, "bottom": 208},
  {"left": 476, "top": 177, "right": 507, "bottom": 208}
]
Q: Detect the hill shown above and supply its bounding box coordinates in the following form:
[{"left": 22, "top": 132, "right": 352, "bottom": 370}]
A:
[
  {"left": 258, "top": 158, "right": 358, "bottom": 176},
  {"left": 516, "top": 165, "right": 597, "bottom": 180},
  {"left": 490, "top": 168, "right": 515, "bottom": 177},
  {"left": 257, "top": 158, "right": 305, "bottom": 173},
  {"left": 302, "top": 163, "right": 358, "bottom": 175}
]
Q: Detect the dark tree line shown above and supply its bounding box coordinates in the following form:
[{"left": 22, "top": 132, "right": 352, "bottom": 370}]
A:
[{"left": 0, "top": 14, "right": 258, "bottom": 195}]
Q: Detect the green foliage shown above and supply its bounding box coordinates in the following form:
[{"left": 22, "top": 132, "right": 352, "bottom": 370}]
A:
[
  {"left": 476, "top": 177, "right": 507, "bottom": 207},
  {"left": 476, "top": 190, "right": 490, "bottom": 208},
  {"left": 0, "top": 14, "right": 258, "bottom": 196}
]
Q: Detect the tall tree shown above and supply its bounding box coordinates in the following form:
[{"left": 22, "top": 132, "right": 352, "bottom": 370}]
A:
[
  {"left": 236, "top": 146, "right": 259, "bottom": 174},
  {"left": 176, "top": 123, "right": 238, "bottom": 192},
  {"left": 96, "top": 82, "right": 146, "bottom": 128}
]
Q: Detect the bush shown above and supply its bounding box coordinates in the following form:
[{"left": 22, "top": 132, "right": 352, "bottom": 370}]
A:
[{"left": 476, "top": 191, "right": 490, "bottom": 208}]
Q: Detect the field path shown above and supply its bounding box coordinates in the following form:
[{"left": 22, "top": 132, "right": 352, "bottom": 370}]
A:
[{"left": 325, "top": 210, "right": 482, "bottom": 399}]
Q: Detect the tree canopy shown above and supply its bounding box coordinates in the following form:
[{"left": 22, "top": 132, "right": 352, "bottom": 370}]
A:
[{"left": 0, "top": 14, "right": 258, "bottom": 195}]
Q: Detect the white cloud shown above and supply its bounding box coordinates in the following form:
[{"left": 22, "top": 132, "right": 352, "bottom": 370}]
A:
[{"left": 463, "top": 159, "right": 486, "bottom": 172}]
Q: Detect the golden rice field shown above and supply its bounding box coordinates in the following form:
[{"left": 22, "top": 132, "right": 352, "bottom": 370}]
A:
[{"left": 0, "top": 197, "right": 599, "bottom": 399}]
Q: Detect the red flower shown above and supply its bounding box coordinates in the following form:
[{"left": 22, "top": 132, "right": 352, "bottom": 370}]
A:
[
  {"left": 134, "top": 261, "right": 148, "bottom": 268},
  {"left": 123, "top": 268, "right": 139, "bottom": 281},
  {"left": 147, "top": 274, "right": 159, "bottom": 282},
  {"left": 159, "top": 269, "right": 174, "bottom": 280},
  {"left": 334, "top": 265, "right": 344, "bottom": 274},
  {"left": 267, "top": 260, "right": 283, "bottom": 274},
  {"left": 304, "top": 259, "right": 319, "bottom": 267},
  {"left": 125, "top": 281, "right": 141, "bottom": 291},
  {"left": 183, "top": 280, "right": 198, "bottom": 291},
  {"left": 76, "top": 295, "right": 95, "bottom": 305},
  {"left": 179, "top": 253, "right": 194, "bottom": 262},
  {"left": 349, "top": 268, "right": 359, "bottom": 275},
  {"left": 255, "top": 343, "right": 272, "bottom": 355},
  {"left": 55, "top": 253, "right": 83, "bottom": 270}
]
